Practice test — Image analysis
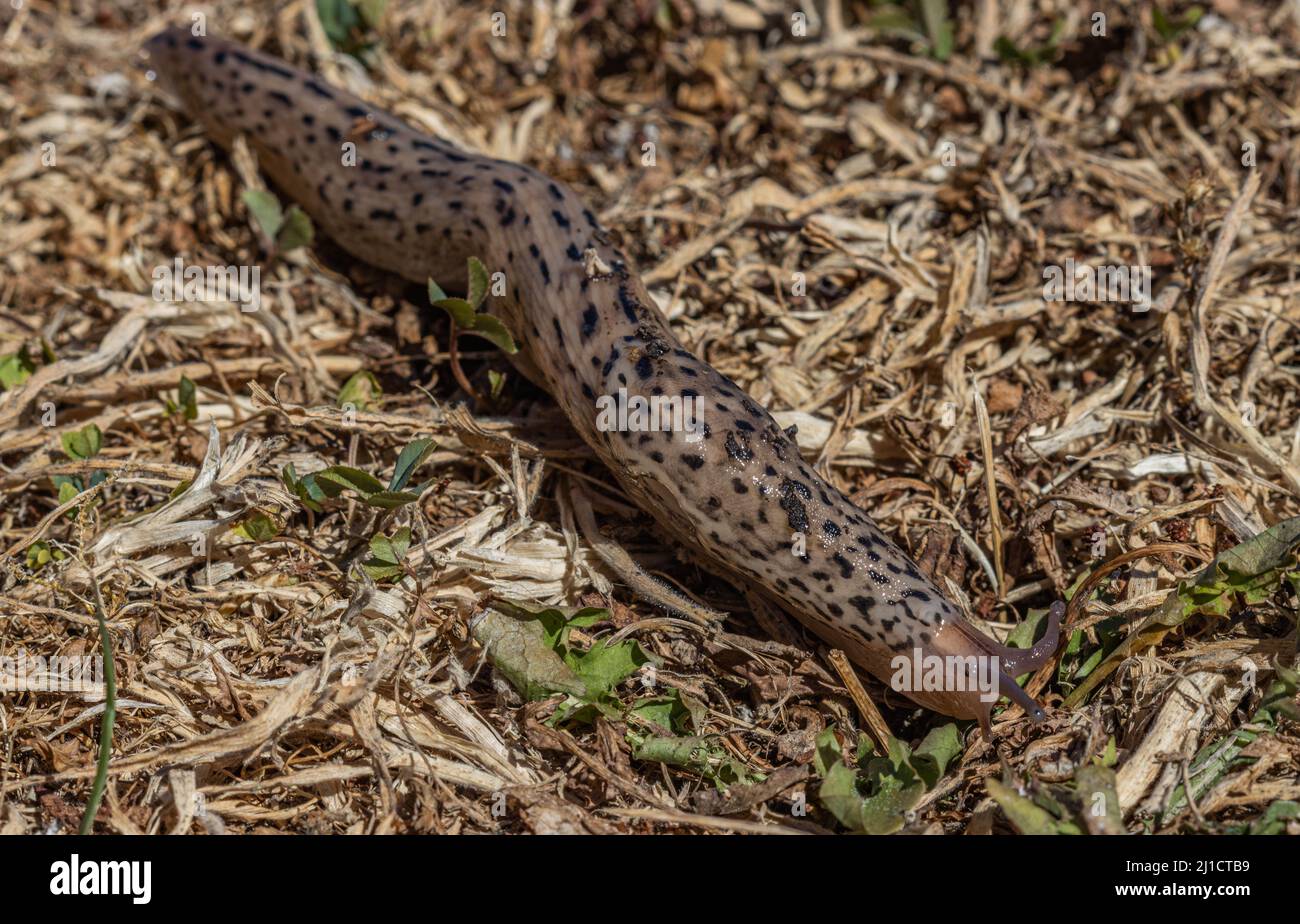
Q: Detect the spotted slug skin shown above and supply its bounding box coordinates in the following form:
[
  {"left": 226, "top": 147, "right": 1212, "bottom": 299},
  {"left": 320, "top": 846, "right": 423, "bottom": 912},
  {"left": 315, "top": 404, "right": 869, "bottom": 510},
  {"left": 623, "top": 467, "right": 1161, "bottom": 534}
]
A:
[{"left": 144, "top": 27, "right": 1060, "bottom": 728}]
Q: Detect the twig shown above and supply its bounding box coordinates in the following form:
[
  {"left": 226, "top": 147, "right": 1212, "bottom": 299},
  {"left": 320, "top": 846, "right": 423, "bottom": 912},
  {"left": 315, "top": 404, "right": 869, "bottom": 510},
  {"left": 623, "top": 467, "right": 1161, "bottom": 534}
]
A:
[
  {"left": 971, "top": 374, "right": 1004, "bottom": 595},
  {"left": 827, "top": 649, "right": 892, "bottom": 753},
  {"left": 447, "top": 323, "right": 482, "bottom": 404}
]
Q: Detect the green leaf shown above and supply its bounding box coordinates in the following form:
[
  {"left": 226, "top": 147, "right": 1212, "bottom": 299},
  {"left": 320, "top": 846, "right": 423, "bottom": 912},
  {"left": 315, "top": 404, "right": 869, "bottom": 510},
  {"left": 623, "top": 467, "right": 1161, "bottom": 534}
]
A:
[
  {"left": 361, "top": 561, "right": 404, "bottom": 581},
  {"left": 61, "top": 424, "right": 102, "bottom": 461},
  {"left": 631, "top": 735, "right": 712, "bottom": 767},
  {"left": 909, "top": 723, "right": 962, "bottom": 789},
  {"left": 337, "top": 370, "right": 381, "bottom": 412},
  {"left": 818, "top": 760, "right": 874, "bottom": 832},
  {"left": 629, "top": 689, "right": 706, "bottom": 736},
  {"left": 467, "top": 256, "right": 490, "bottom": 309},
  {"left": 356, "top": 0, "right": 387, "bottom": 30},
  {"left": 987, "top": 778, "right": 1082, "bottom": 835},
  {"left": 627, "top": 734, "right": 757, "bottom": 789},
  {"left": 281, "top": 462, "right": 326, "bottom": 512},
  {"left": 1152, "top": 6, "right": 1171, "bottom": 39},
  {"left": 1153, "top": 5, "right": 1202, "bottom": 42},
  {"left": 25, "top": 541, "right": 64, "bottom": 570},
  {"left": 26, "top": 542, "right": 50, "bottom": 569},
  {"left": 481, "top": 601, "right": 652, "bottom": 725},
  {"left": 317, "top": 0, "right": 358, "bottom": 46},
  {"left": 465, "top": 314, "right": 518, "bottom": 354},
  {"left": 1096, "top": 735, "right": 1118, "bottom": 769},
  {"left": 361, "top": 490, "right": 423, "bottom": 508},
  {"left": 314, "top": 465, "right": 387, "bottom": 496},
  {"left": 177, "top": 375, "right": 198, "bottom": 420},
  {"left": 57, "top": 479, "right": 80, "bottom": 506},
  {"left": 813, "top": 726, "right": 844, "bottom": 778},
  {"left": 1245, "top": 800, "right": 1299, "bottom": 835},
  {"left": 233, "top": 511, "right": 281, "bottom": 542},
  {"left": 994, "top": 20, "right": 1064, "bottom": 67},
  {"left": 0, "top": 347, "right": 36, "bottom": 390},
  {"left": 566, "top": 637, "right": 650, "bottom": 701},
  {"left": 316, "top": 0, "right": 382, "bottom": 55},
  {"left": 241, "top": 188, "right": 283, "bottom": 241},
  {"left": 517, "top": 603, "right": 648, "bottom": 703},
  {"left": 859, "top": 779, "right": 927, "bottom": 834},
  {"left": 389, "top": 437, "right": 436, "bottom": 491},
  {"left": 1074, "top": 764, "right": 1124, "bottom": 834},
  {"left": 518, "top": 604, "right": 605, "bottom": 649},
  {"left": 372, "top": 526, "right": 411, "bottom": 562},
  {"left": 865, "top": 7, "right": 926, "bottom": 41},
  {"left": 282, "top": 458, "right": 425, "bottom": 511},
  {"left": 915, "top": 0, "right": 953, "bottom": 60},
  {"left": 276, "top": 205, "right": 315, "bottom": 253},
  {"left": 431, "top": 296, "right": 477, "bottom": 328},
  {"left": 811, "top": 723, "right": 963, "bottom": 833},
  {"left": 470, "top": 606, "right": 589, "bottom": 700},
  {"left": 363, "top": 526, "right": 410, "bottom": 580}
]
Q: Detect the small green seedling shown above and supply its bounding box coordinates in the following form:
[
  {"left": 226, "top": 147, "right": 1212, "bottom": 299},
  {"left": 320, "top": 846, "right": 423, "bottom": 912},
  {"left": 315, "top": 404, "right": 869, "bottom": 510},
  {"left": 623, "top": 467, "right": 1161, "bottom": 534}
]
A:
[
  {"left": 242, "top": 188, "right": 315, "bottom": 257},
  {"left": 362, "top": 526, "right": 411, "bottom": 581},
  {"left": 281, "top": 437, "right": 437, "bottom": 513},
  {"left": 429, "top": 257, "right": 518, "bottom": 354},
  {"left": 317, "top": 0, "right": 387, "bottom": 58},
  {"left": 0, "top": 345, "right": 36, "bottom": 390},
  {"left": 994, "top": 19, "right": 1066, "bottom": 67},
  {"left": 53, "top": 423, "right": 106, "bottom": 514},
  {"left": 865, "top": 0, "right": 953, "bottom": 61},
  {"left": 337, "top": 370, "right": 382, "bottom": 413},
  {"left": 163, "top": 375, "right": 199, "bottom": 420}
]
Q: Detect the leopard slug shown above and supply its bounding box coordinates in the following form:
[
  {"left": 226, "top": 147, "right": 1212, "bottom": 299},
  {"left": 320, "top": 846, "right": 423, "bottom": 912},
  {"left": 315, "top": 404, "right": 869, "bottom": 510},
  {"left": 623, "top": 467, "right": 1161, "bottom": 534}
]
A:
[{"left": 143, "top": 27, "right": 1060, "bottom": 729}]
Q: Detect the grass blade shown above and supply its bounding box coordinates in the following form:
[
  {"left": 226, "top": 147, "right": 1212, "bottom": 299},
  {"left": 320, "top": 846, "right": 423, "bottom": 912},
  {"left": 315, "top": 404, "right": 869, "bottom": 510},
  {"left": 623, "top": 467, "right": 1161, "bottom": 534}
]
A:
[{"left": 79, "top": 576, "right": 116, "bottom": 834}]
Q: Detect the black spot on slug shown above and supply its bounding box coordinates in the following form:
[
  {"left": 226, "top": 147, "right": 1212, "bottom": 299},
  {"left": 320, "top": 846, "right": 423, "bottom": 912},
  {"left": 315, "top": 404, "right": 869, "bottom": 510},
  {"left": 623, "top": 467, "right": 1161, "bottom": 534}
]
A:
[
  {"left": 849, "top": 596, "right": 876, "bottom": 620},
  {"left": 725, "top": 432, "right": 753, "bottom": 463},
  {"left": 780, "top": 492, "right": 809, "bottom": 534},
  {"left": 581, "top": 305, "right": 599, "bottom": 339},
  {"left": 304, "top": 78, "right": 334, "bottom": 100}
]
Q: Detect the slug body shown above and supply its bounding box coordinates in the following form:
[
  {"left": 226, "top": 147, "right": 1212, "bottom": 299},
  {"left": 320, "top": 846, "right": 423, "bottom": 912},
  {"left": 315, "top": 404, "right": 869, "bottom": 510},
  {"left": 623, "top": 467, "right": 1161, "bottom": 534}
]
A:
[{"left": 143, "top": 28, "right": 1059, "bottom": 728}]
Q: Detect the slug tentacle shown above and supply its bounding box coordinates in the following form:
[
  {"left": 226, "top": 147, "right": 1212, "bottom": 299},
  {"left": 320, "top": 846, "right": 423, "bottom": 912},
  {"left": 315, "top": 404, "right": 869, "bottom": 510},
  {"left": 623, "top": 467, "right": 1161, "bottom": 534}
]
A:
[
  {"left": 999, "top": 600, "right": 1065, "bottom": 680},
  {"left": 142, "top": 27, "right": 1063, "bottom": 727}
]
